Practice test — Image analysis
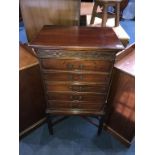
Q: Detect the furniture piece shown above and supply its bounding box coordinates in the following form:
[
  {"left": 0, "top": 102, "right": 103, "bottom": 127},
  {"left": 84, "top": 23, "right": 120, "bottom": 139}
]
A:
[
  {"left": 105, "top": 43, "right": 135, "bottom": 146},
  {"left": 29, "top": 25, "right": 124, "bottom": 135},
  {"left": 80, "top": 0, "right": 128, "bottom": 24},
  {"left": 20, "top": 0, "right": 80, "bottom": 42},
  {"left": 90, "top": 0, "right": 122, "bottom": 27},
  {"left": 19, "top": 43, "right": 46, "bottom": 137}
]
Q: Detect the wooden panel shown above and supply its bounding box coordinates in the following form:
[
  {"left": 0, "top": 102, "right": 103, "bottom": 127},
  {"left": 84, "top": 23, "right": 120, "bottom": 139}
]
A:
[
  {"left": 45, "top": 82, "right": 108, "bottom": 93},
  {"left": 115, "top": 43, "right": 135, "bottom": 76},
  {"left": 40, "top": 59, "right": 113, "bottom": 72},
  {"left": 105, "top": 44, "right": 135, "bottom": 146},
  {"left": 29, "top": 26, "right": 124, "bottom": 51},
  {"left": 19, "top": 44, "right": 38, "bottom": 70},
  {"left": 47, "top": 92, "right": 106, "bottom": 102},
  {"left": 42, "top": 71, "right": 110, "bottom": 83},
  {"left": 48, "top": 100, "right": 104, "bottom": 111},
  {"left": 19, "top": 44, "right": 46, "bottom": 135},
  {"left": 20, "top": 0, "right": 80, "bottom": 41}
]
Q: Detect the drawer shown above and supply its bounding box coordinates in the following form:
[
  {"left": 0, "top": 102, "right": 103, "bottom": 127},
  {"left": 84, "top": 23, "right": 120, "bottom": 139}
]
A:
[
  {"left": 43, "top": 71, "right": 110, "bottom": 83},
  {"left": 40, "top": 59, "right": 113, "bottom": 72},
  {"left": 47, "top": 92, "right": 107, "bottom": 102},
  {"left": 47, "top": 100, "right": 105, "bottom": 111},
  {"left": 45, "top": 82, "right": 108, "bottom": 93}
]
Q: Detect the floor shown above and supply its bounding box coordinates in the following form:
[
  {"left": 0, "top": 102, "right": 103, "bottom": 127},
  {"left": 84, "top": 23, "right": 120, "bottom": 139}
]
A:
[
  {"left": 20, "top": 117, "right": 135, "bottom": 155},
  {"left": 19, "top": 9, "right": 135, "bottom": 155}
]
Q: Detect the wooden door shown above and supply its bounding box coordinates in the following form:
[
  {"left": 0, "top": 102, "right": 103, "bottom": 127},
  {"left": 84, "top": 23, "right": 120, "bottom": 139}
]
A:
[
  {"left": 104, "top": 44, "right": 135, "bottom": 146},
  {"left": 19, "top": 44, "right": 46, "bottom": 137}
]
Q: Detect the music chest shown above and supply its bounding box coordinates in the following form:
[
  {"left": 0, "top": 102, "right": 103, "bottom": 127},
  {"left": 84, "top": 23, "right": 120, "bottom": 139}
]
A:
[{"left": 29, "top": 25, "right": 124, "bottom": 134}]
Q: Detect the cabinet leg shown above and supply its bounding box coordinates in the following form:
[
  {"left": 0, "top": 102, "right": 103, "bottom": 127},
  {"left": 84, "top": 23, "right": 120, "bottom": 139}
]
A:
[
  {"left": 90, "top": 3, "right": 98, "bottom": 25},
  {"left": 46, "top": 114, "right": 53, "bottom": 135},
  {"left": 97, "top": 116, "right": 104, "bottom": 135}
]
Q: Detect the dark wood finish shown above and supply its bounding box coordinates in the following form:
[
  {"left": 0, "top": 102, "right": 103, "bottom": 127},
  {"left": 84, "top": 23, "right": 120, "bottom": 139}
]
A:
[
  {"left": 116, "top": 43, "right": 135, "bottom": 63},
  {"left": 45, "top": 82, "right": 108, "bottom": 93},
  {"left": 19, "top": 44, "right": 46, "bottom": 136},
  {"left": 29, "top": 26, "right": 124, "bottom": 50},
  {"left": 81, "top": 0, "right": 93, "bottom": 2},
  {"left": 47, "top": 101, "right": 105, "bottom": 111},
  {"left": 90, "top": 0, "right": 122, "bottom": 27},
  {"left": 115, "top": 43, "right": 135, "bottom": 76},
  {"left": 20, "top": 0, "right": 80, "bottom": 42},
  {"left": 29, "top": 25, "right": 124, "bottom": 134},
  {"left": 41, "top": 59, "right": 113, "bottom": 72},
  {"left": 43, "top": 71, "right": 110, "bottom": 83},
  {"left": 97, "top": 116, "right": 105, "bottom": 135},
  {"left": 47, "top": 92, "right": 106, "bottom": 102},
  {"left": 46, "top": 113, "right": 53, "bottom": 135},
  {"left": 105, "top": 44, "right": 135, "bottom": 146}
]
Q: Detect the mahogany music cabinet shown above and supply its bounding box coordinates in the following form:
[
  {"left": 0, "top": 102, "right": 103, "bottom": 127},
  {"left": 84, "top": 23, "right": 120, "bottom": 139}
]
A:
[{"left": 29, "top": 25, "right": 124, "bottom": 135}]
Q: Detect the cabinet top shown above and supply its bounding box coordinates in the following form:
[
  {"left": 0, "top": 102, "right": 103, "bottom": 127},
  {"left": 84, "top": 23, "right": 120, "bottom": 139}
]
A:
[{"left": 29, "top": 25, "right": 124, "bottom": 51}]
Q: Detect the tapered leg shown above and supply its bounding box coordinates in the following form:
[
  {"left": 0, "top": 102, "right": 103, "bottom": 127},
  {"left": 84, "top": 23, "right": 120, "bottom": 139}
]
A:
[
  {"left": 101, "top": 4, "right": 107, "bottom": 27},
  {"left": 90, "top": 2, "right": 98, "bottom": 25},
  {"left": 115, "top": 3, "right": 120, "bottom": 27},
  {"left": 46, "top": 113, "right": 53, "bottom": 135},
  {"left": 97, "top": 116, "right": 104, "bottom": 135}
]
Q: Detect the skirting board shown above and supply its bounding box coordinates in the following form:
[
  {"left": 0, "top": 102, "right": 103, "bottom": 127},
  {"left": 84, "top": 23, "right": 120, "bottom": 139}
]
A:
[
  {"left": 103, "top": 124, "right": 134, "bottom": 147},
  {"left": 19, "top": 117, "right": 46, "bottom": 139}
]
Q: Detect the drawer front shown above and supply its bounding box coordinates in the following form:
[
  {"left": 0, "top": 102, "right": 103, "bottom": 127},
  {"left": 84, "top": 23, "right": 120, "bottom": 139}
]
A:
[
  {"left": 43, "top": 72, "right": 110, "bottom": 83},
  {"left": 47, "top": 100, "right": 105, "bottom": 111},
  {"left": 45, "top": 82, "right": 108, "bottom": 93},
  {"left": 40, "top": 59, "right": 113, "bottom": 72},
  {"left": 47, "top": 92, "right": 106, "bottom": 102}
]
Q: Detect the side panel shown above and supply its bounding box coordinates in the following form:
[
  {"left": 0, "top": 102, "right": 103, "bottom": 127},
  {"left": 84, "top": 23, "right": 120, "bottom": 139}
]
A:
[
  {"left": 105, "top": 68, "right": 135, "bottom": 146},
  {"left": 19, "top": 64, "right": 46, "bottom": 135}
]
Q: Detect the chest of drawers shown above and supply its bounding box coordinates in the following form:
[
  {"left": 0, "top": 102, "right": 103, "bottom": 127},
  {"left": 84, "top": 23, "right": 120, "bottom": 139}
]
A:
[{"left": 29, "top": 25, "right": 124, "bottom": 135}]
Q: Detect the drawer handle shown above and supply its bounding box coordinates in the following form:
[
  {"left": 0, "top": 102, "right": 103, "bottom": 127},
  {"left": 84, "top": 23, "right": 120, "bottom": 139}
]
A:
[
  {"left": 68, "top": 75, "right": 83, "bottom": 81},
  {"left": 70, "top": 102, "right": 80, "bottom": 109},
  {"left": 70, "top": 95, "right": 82, "bottom": 101},
  {"left": 68, "top": 75, "right": 73, "bottom": 80},
  {"left": 79, "top": 75, "right": 83, "bottom": 80},
  {"left": 70, "top": 85, "right": 85, "bottom": 92},
  {"left": 67, "top": 64, "right": 84, "bottom": 70},
  {"left": 67, "top": 64, "right": 74, "bottom": 70},
  {"left": 78, "top": 96, "right": 82, "bottom": 100},
  {"left": 79, "top": 64, "right": 84, "bottom": 70}
]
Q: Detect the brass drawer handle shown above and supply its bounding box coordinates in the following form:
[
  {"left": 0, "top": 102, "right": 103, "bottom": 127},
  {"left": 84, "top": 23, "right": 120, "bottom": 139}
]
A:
[
  {"left": 70, "top": 95, "right": 82, "bottom": 101},
  {"left": 67, "top": 64, "right": 84, "bottom": 70},
  {"left": 79, "top": 75, "right": 83, "bottom": 80},
  {"left": 70, "top": 85, "right": 84, "bottom": 92},
  {"left": 68, "top": 75, "right": 73, "bottom": 80},
  {"left": 78, "top": 96, "right": 82, "bottom": 100},
  {"left": 70, "top": 102, "right": 80, "bottom": 109},
  {"left": 67, "top": 64, "right": 74, "bottom": 70},
  {"left": 68, "top": 75, "right": 83, "bottom": 81},
  {"left": 79, "top": 64, "right": 84, "bottom": 70}
]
